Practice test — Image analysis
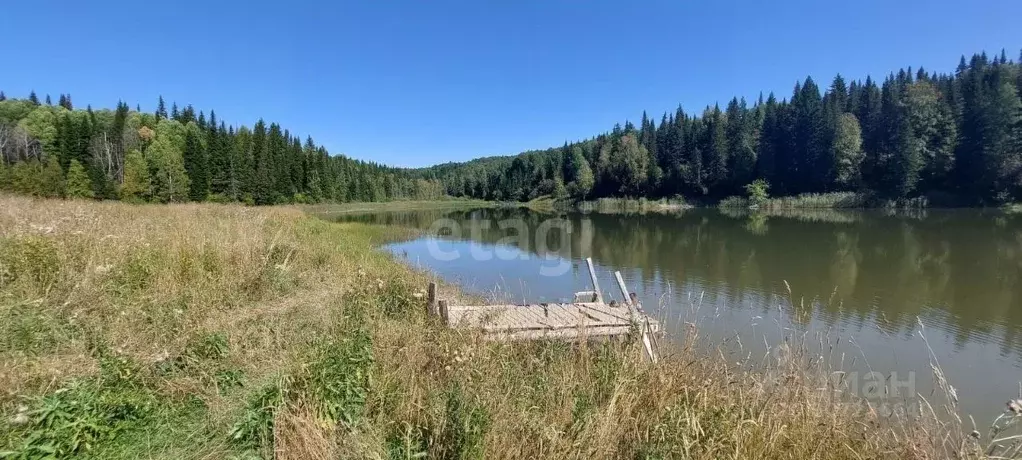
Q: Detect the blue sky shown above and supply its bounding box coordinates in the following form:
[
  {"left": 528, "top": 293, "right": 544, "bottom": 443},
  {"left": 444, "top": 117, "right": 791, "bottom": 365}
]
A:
[{"left": 1, "top": 0, "right": 1019, "bottom": 167}]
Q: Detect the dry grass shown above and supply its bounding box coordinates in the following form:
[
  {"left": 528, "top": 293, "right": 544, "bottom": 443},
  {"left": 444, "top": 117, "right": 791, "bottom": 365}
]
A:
[{"left": 0, "top": 194, "right": 1016, "bottom": 459}]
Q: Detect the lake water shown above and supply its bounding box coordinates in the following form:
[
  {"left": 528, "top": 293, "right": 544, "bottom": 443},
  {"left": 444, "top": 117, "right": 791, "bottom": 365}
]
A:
[{"left": 320, "top": 206, "right": 1022, "bottom": 420}]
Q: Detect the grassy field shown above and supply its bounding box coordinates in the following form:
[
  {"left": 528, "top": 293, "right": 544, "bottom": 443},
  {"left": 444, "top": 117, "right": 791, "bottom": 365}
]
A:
[{"left": 0, "top": 195, "right": 1008, "bottom": 459}]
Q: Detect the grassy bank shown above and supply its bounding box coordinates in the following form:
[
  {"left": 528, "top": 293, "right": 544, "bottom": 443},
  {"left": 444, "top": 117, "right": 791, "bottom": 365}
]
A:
[
  {"left": 718, "top": 191, "right": 934, "bottom": 209},
  {"left": 0, "top": 195, "right": 1005, "bottom": 459},
  {"left": 305, "top": 198, "right": 495, "bottom": 214},
  {"left": 540, "top": 197, "right": 690, "bottom": 215}
]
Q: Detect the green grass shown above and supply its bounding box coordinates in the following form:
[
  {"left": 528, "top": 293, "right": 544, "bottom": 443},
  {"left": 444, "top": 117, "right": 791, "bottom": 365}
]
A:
[
  {"left": 569, "top": 196, "right": 690, "bottom": 214},
  {"left": 719, "top": 191, "right": 931, "bottom": 209},
  {"left": 304, "top": 198, "right": 495, "bottom": 214}
]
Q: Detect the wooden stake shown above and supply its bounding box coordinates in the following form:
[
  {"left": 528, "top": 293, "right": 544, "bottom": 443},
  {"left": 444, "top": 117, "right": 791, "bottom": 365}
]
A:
[
  {"left": 427, "top": 282, "right": 438, "bottom": 317},
  {"left": 438, "top": 300, "right": 450, "bottom": 325},
  {"left": 585, "top": 257, "right": 603, "bottom": 303}
]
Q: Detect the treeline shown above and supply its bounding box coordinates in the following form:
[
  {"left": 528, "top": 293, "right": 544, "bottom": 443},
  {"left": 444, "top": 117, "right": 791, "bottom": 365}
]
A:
[
  {"left": 427, "top": 50, "right": 1022, "bottom": 205},
  {"left": 0, "top": 94, "right": 443, "bottom": 204}
]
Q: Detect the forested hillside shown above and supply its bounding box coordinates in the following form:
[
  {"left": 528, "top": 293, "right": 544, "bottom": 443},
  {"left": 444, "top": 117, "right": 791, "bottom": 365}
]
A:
[
  {"left": 427, "top": 50, "right": 1022, "bottom": 205},
  {"left": 0, "top": 94, "right": 444, "bottom": 204},
  {"left": 2, "top": 50, "right": 1020, "bottom": 206}
]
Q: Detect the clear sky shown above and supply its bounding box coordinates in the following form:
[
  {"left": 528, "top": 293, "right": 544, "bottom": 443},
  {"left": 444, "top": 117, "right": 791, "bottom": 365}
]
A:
[{"left": 1, "top": 0, "right": 1019, "bottom": 167}]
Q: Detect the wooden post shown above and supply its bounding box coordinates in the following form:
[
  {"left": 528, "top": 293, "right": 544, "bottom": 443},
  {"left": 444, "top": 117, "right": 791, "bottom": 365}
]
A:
[
  {"left": 438, "top": 300, "right": 450, "bottom": 325},
  {"left": 427, "top": 282, "right": 438, "bottom": 317},
  {"left": 614, "top": 271, "right": 633, "bottom": 308},
  {"left": 615, "top": 271, "right": 658, "bottom": 363},
  {"left": 585, "top": 257, "right": 603, "bottom": 303}
]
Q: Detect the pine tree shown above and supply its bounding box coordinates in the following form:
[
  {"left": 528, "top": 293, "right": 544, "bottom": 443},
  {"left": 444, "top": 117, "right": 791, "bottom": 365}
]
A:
[
  {"left": 45, "top": 94, "right": 52, "bottom": 105},
  {"left": 0, "top": 91, "right": 6, "bottom": 101},
  {"left": 28, "top": 91, "right": 39, "bottom": 106},
  {"left": 65, "top": 160, "right": 95, "bottom": 199}
]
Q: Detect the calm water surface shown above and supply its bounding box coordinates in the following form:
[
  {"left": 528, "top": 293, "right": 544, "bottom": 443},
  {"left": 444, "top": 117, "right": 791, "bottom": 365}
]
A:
[{"left": 320, "top": 206, "right": 1022, "bottom": 419}]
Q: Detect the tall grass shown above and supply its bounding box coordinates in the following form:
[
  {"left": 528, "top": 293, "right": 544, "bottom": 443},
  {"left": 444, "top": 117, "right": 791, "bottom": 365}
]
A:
[
  {"left": 573, "top": 197, "right": 689, "bottom": 214},
  {"left": 0, "top": 194, "right": 1014, "bottom": 459},
  {"left": 719, "top": 191, "right": 931, "bottom": 210}
]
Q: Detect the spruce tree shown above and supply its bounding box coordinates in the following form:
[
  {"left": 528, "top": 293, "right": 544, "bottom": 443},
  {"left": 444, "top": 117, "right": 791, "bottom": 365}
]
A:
[
  {"left": 40, "top": 156, "right": 65, "bottom": 198},
  {"left": 182, "top": 125, "right": 209, "bottom": 201},
  {"left": 156, "top": 96, "right": 168, "bottom": 120},
  {"left": 65, "top": 160, "right": 95, "bottom": 199},
  {"left": 28, "top": 91, "right": 39, "bottom": 105},
  {"left": 980, "top": 71, "right": 1022, "bottom": 201},
  {"left": 704, "top": 105, "right": 729, "bottom": 193}
]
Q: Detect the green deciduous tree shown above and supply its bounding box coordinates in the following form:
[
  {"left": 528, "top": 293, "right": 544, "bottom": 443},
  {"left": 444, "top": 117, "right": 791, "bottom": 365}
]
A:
[
  {"left": 120, "top": 149, "right": 150, "bottom": 201},
  {"left": 832, "top": 113, "right": 864, "bottom": 188},
  {"left": 146, "top": 134, "right": 190, "bottom": 202}
]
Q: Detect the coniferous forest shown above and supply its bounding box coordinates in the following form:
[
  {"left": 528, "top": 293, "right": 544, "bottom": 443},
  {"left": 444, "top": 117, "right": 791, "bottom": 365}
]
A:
[
  {"left": 1, "top": 50, "right": 1021, "bottom": 205},
  {"left": 0, "top": 95, "right": 444, "bottom": 204},
  {"left": 428, "top": 50, "right": 1022, "bottom": 206}
]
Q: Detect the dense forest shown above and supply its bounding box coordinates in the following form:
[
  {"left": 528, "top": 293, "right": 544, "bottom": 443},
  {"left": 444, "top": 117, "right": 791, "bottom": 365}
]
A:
[
  {"left": 427, "top": 50, "right": 1022, "bottom": 205},
  {"left": 1, "top": 50, "right": 1020, "bottom": 206},
  {"left": 0, "top": 94, "right": 443, "bottom": 203}
]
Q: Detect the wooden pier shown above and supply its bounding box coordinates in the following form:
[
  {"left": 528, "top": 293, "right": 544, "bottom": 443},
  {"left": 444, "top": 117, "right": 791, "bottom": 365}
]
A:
[{"left": 428, "top": 258, "right": 661, "bottom": 362}]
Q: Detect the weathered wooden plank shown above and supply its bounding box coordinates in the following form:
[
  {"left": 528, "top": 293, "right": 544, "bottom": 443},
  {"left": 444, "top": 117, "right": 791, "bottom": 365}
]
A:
[
  {"left": 457, "top": 306, "right": 553, "bottom": 330},
  {"left": 586, "top": 257, "right": 603, "bottom": 303},
  {"left": 545, "top": 303, "right": 591, "bottom": 326},
  {"left": 483, "top": 325, "right": 633, "bottom": 341},
  {"left": 574, "top": 303, "right": 631, "bottom": 324}
]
